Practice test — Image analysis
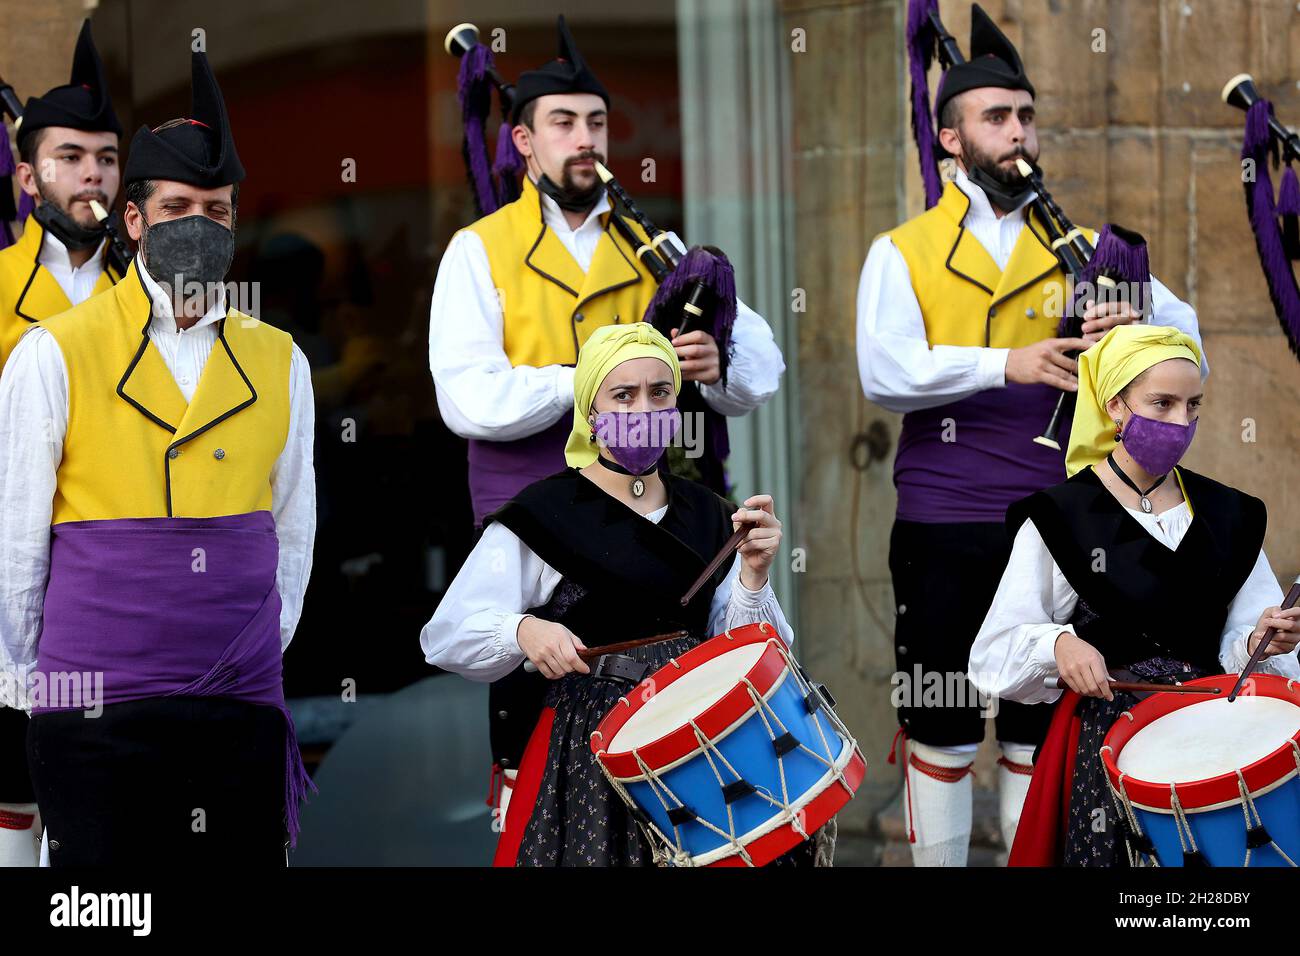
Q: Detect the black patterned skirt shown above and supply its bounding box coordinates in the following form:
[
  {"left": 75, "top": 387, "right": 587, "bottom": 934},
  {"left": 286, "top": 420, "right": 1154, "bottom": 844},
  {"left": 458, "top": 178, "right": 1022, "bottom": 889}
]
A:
[
  {"left": 1063, "top": 657, "right": 1207, "bottom": 867},
  {"left": 507, "top": 635, "right": 820, "bottom": 867}
]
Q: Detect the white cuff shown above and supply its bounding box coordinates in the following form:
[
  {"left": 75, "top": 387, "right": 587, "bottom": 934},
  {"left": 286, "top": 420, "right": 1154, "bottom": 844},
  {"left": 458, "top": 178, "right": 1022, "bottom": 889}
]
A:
[
  {"left": 732, "top": 573, "right": 775, "bottom": 607},
  {"left": 553, "top": 366, "right": 577, "bottom": 410},
  {"left": 978, "top": 347, "right": 1010, "bottom": 390},
  {"left": 499, "top": 612, "right": 530, "bottom": 658},
  {"left": 1030, "top": 624, "right": 1073, "bottom": 677}
]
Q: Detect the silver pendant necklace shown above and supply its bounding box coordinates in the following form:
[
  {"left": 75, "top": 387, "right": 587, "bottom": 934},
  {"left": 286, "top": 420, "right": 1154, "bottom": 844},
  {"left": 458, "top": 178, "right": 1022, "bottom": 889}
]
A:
[
  {"left": 1106, "top": 453, "right": 1168, "bottom": 514},
  {"left": 597, "top": 455, "right": 653, "bottom": 498}
]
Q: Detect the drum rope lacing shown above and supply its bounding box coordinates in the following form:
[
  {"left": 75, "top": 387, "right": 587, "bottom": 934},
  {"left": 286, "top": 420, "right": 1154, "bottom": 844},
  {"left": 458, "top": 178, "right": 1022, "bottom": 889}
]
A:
[
  {"left": 590, "top": 627, "right": 862, "bottom": 867},
  {"left": 1103, "top": 761, "right": 1158, "bottom": 868}
]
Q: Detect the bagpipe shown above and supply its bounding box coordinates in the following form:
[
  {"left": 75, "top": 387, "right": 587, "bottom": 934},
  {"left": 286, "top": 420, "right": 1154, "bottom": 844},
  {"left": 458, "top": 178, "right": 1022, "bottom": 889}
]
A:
[
  {"left": 1222, "top": 74, "right": 1300, "bottom": 359},
  {"left": 0, "top": 72, "right": 130, "bottom": 273},
  {"left": 1014, "top": 160, "right": 1150, "bottom": 450},
  {"left": 906, "top": 0, "right": 1151, "bottom": 451},
  {"left": 445, "top": 22, "right": 738, "bottom": 491}
]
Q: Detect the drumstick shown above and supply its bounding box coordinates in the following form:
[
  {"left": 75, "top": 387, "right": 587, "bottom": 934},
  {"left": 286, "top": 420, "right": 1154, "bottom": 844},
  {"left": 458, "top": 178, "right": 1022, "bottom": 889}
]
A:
[
  {"left": 681, "top": 523, "right": 752, "bottom": 607},
  {"left": 1228, "top": 579, "right": 1300, "bottom": 702},
  {"left": 1044, "top": 677, "right": 1220, "bottom": 695},
  {"left": 522, "top": 630, "right": 690, "bottom": 674}
]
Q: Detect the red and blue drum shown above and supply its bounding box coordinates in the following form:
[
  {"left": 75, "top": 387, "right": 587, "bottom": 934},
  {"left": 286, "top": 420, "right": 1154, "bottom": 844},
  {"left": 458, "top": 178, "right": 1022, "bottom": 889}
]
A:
[
  {"left": 591, "top": 622, "right": 866, "bottom": 867},
  {"left": 1102, "top": 673, "right": 1300, "bottom": 867}
]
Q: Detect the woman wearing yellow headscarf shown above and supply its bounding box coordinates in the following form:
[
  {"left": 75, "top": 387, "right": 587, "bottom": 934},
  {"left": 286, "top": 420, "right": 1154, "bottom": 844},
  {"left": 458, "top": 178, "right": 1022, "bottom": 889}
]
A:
[
  {"left": 421, "top": 323, "right": 813, "bottom": 867},
  {"left": 967, "top": 324, "right": 1300, "bottom": 866}
]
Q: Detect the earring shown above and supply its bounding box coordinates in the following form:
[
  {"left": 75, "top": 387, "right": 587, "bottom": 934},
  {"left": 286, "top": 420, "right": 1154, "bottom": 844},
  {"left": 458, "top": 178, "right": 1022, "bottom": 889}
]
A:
[
  {"left": 588, "top": 415, "right": 596, "bottom": 444},
  {"left": 1113, "top": 420, "right": 1123, "bottom": 441}
]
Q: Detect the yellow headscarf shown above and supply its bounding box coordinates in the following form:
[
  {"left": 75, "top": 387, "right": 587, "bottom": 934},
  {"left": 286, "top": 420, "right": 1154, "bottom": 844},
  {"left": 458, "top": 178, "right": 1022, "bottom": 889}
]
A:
[
  {"left": 564, "top": 322, "right": 682, "bottom": 469},
  {"left": 1066, "top": 324, "right": 1203, "bottom": 477}
]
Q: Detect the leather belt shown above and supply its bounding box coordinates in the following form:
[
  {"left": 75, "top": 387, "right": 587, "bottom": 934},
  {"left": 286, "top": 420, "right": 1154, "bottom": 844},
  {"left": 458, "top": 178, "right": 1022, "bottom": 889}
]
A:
[{"left": 590, "top": 653, "right": 651, "bottom": 686}]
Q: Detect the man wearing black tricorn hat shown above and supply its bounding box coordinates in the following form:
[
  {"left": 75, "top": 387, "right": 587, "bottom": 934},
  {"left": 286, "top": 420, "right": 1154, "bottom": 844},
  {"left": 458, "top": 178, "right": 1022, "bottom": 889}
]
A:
[
  {"left": 429, "top": 15, "right": 785, "bottom": 828},
  {"left": 0, "top": 17, "right": 124, "bottom": 869},
  {"left": 856, "top": 3, "right": 1203, "bottom": 866},
  {"left": 0, "top": 48, "right": 316, "bottom": 866},
  {"left": 0, "top": 19, "right": 124, "bottom": 372}
]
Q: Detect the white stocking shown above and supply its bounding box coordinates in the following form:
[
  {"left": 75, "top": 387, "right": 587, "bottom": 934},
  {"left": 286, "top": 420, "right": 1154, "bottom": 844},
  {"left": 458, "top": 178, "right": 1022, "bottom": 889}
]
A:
[
  {"left": 997, "top": 742, "right": 1036, "bottom": 855},
  {"left": 0, "top": 802, "right": 39, "bottom": 867},
  {"left": 905, "top": 741, "right": 975, "bottom": 867}
]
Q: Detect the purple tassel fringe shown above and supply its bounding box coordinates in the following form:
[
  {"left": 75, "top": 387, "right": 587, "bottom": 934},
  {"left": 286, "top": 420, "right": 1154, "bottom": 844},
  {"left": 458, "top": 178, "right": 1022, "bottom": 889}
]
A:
[
  {"left": 0, "top": 118, "right": 16, "bottom": 251},
  {"left": 906, "top": 0, "right": 944, "bottom": 208},
  {"left": 643, "top": 246, "right": 737, "bottom": 463},
  {"left": 457, "top": 43, "right": 499, "bottom": 215},
  {"left": 1278, "top": 165, "right": 1300, "bottom": 216},
  {"left": 492, "top": 120, "right": 525, "bottom": 203},
  {"left": 1241, "top": 99, "right": 1300, "bottom": 357}
]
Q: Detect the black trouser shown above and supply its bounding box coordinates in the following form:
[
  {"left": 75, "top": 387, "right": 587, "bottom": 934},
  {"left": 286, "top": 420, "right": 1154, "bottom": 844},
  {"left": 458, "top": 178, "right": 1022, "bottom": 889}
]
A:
[
  {"left": 889, "top": 518, "right": 1054, "bottom": 749},
  {"left": 28, "top": 696, "right": 287, "bottom": 866},
  {"left": 0, "top": 707, "right": 35, "bottom": 804}
]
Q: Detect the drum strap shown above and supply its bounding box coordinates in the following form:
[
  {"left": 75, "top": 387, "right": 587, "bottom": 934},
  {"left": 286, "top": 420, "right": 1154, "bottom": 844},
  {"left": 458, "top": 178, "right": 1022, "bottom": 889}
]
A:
[{"left": 590, "top": 654, "right": 652, "bottom": 686}]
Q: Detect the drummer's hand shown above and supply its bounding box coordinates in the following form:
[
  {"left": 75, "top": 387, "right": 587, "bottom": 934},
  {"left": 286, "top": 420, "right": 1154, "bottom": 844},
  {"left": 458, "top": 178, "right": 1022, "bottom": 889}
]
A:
[
  {"left": 670, "top": 328, "right": 721, "bottom": 385},
  {"left": 1054, "top": 632, "right": 1114, "bottom": 701},
  {"left": 1080, "top": 298, "right": 1142, "bottom": 344},
  {"left": 733, "top": 494, "right": 780, "bottom": 591},
  {"left": 516, "top": 616, "right": 589, "bottom": 679},
  {"left": 1247, "top": 606, "right": 1300, "bottom": 659}
]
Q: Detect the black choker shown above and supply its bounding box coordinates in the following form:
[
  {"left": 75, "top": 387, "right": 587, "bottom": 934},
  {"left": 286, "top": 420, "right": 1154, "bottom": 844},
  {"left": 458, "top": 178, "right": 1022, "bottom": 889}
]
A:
[
  {"left": 1107, "top": 453, "right": 1168, "bottom": 514},
  {"left": 597, "top": 455, "right": 656, "bottom": 498}
]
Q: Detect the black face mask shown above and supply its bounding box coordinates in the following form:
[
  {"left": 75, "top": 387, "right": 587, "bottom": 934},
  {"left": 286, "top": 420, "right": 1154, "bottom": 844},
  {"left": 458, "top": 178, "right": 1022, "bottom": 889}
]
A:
[
  {"left": 32, "top": 200, "right": 107, "bottom": 252},
  {"left": 967, "top": 163, "right": 1033, "bottom": 214},
  {"left": 139, "top": 214, "right": 235, "bottom": 299},
  {"left": 535, "top": 172, "right": 603, "bottom": 214}
]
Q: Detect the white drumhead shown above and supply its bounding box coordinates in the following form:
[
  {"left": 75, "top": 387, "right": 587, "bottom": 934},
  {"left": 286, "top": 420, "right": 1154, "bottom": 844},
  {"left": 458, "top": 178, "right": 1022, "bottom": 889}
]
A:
[
  {"left": 607, "top": 643, "right": 769, "bottom": 752},
  {"left": 1117, "top": 695, "right": 1300, "bottom": 784}
]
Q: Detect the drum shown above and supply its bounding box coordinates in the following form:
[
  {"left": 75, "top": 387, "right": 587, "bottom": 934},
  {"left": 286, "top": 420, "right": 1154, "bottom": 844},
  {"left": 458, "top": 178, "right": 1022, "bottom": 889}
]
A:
[
  {"left": 590, "top": 622, "right": 866, "bottom": 867},
  {"left": 1101, "top": 673, "right": 1300, "bottom": 867}
]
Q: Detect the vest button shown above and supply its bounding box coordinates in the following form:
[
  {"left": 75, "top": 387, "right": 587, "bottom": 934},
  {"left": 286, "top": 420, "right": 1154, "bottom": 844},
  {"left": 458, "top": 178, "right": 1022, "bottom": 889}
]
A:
[
  {"left": 213, "top": 448, "right": 226, "bottom": 460},
  {"left": 1025, "top": 307, "right": 1036, "bottom": 318},
  {"left": 167, "top": 448, "right": 179, "bottom": 460},
  {"left": 500, "top": 757, "right": 511, "bottom": 769},
  {"left": 574, "top": 312, "right": 585, "bottom": 323},
  {"left": 988, "top": 307, "right": 997, "bottom": 318},
  {"left": 497, "top": 710, "right": 508, "bottom": 720},
  {"left": 898, "top": 645, "right": 908, "bottom": 655}
]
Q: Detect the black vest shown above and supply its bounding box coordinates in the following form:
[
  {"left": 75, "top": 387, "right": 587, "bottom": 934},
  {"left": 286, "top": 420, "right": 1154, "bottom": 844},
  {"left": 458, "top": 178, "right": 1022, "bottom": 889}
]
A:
[
  {"left": 485, "top": 469, "right": 737, "bottom": 767},
  {"left": 1006, "top": 466, "right": 1266, "bottom": 673}
]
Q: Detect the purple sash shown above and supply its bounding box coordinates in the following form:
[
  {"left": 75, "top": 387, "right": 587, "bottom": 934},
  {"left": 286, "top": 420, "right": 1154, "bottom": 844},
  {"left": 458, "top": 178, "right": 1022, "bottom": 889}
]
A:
[
  {"left": 34, "top": 511, "right": 315, "bottom": 845},
  {"left": 467, "top": 416, "right": 571, "bottom": 525}
]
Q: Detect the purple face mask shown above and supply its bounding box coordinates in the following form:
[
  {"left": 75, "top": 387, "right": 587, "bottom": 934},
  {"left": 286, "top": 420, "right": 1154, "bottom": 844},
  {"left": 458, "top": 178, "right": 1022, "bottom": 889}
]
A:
[
  {"left": 593, "top": 409, "right": 681, "bottom": 474},
  {"left": 1120, "top": 408, "right": 1197, "bottom": 476}
]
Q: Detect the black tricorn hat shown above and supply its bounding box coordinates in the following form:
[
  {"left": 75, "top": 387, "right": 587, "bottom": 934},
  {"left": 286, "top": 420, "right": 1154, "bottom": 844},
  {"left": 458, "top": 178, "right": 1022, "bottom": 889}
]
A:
[
  {"left": 511, "top": 15, "right": 609, "bottom": 124},
  {"left": 123, "top": 51, "right": 245, "bottom": 189},
  {"left": 17, "top": 19, "right": 123, "bottom": 147},
  {"left": 934, "top": 4, "right": 1035, "bottom": 120}
]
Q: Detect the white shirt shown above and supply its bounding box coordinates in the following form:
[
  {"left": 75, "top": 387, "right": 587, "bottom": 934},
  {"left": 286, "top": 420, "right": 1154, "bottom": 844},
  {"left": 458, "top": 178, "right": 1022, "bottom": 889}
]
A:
[
  {"left": 969, "top": 489, "right": 1299, "bottom": 706},
  {"left": 0, "top": 266, "right": 317, "bottom": 711},
  {"left": 855, "top": 168, "right": 1207, "bottom": 414},
  {"left": 39, "top": 231, "right": 107, "bottom": 308},
  {"left": 420, "top": 499, "right": 793, "bottom": 682},
  {"left": 428, "top": 184, "right": 786, "bottom": 442}
]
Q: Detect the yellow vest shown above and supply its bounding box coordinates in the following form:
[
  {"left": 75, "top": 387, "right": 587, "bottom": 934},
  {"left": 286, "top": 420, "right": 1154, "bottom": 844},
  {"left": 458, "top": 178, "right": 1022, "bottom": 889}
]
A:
[
  {"left": 885, "top": 181, "right": 1095, "bottom": 348},
  {"left": 42, "top": 260, "right": 293, "bottom": 522},
  {"left": 0, "top": 216, "right": 122, "bottom": 372},
  {"left": 460, "top": 176, "right": 659, "bottom": 367}
]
